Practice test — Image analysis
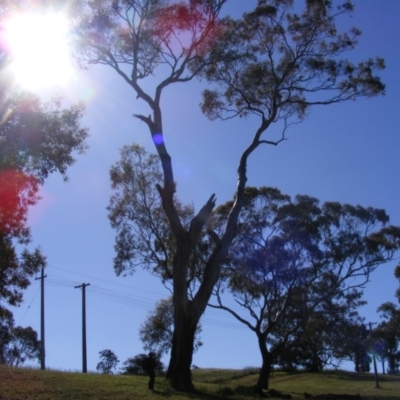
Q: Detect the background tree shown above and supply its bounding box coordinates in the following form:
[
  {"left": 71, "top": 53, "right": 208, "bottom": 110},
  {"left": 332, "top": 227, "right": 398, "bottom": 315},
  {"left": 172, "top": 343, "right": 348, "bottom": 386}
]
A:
[
  {"left": 274, "top": 293, "right": 366, "bottom": 372},
  {"left": 70, "top": 0, "right": 385, "bottom": 391},
  {"left": 374, "top": 302, "right": 400, "bottom": 374},
  {"left": 342, "top": 323, "right": 371, "bottom": 373},
  {"left": 0, "top": 307, "right": 15, "bottom": 364},
  {"left": 2, "top": 325, "right": 40, "bottom": 367},
  {"left": 96, "top": 349, "right": 119, "bottom": 374},
  {"left": 0, "top": 86, "right": 88, "bottom": 313},
  {"left": 372, "top": 265, "right": 400, "bottom": 374},
  {"left": 210, "top": 187, "right": 400, "bottom": 391},
  {"left": 140, "top": 297, "right": 203, "bottom": 356},
  {"left": 121, "top": 353, "right": 164, "bottom": 375}
]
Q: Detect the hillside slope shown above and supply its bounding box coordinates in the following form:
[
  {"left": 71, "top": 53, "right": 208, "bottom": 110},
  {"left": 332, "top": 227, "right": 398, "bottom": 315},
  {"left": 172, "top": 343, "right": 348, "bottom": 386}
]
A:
[{"left": 0, "top": 365, "right": 399, "bottom": 399}]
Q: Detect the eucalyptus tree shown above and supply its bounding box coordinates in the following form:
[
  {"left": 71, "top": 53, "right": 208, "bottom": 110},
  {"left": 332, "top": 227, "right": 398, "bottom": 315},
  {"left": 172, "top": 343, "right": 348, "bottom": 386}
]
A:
[
  {"left": 210, "top": 187, "right": 400, "bottom": 391},
  {"left": 2, "top": 325, "right": 40, "bottom": 367},
  {"left": 0, "top": 89, "right": 88, "bottom": 311},
  {"left": 69, "top": 0, "right": 385, "bottom": 391},
  {"left": 96, "top": 349, "right": 120, "bottom": 374},
  {"left": 273, "top": 292, "right": 366, "bottom": 372},
  {"left": 373, "top": 267, "right": 400, "bottom": 374}
]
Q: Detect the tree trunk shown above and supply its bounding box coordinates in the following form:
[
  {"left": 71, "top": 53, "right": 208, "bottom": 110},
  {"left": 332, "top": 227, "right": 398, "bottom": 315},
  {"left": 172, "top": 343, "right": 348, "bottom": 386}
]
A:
[
  {"left": 166, "top": 314, "right": 197, "bottom": 392},
  {"left": 256, "top": 335, "right": 273, "bottom": 392},
  {"left": 256, "top": 358, "right": 273, "bottom": 392}
]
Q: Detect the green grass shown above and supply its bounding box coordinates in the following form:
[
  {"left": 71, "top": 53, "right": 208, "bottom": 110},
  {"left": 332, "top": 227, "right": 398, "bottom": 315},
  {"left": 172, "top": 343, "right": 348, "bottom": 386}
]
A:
[{"left": 0, "top": 365, "right": 399, "bottom": 399}]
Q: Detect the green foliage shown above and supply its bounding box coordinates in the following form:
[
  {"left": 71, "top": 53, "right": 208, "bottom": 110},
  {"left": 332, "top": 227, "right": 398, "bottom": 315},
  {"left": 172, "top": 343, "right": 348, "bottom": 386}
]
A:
[
  {"left": 108, "top": 144, "right": 212, "bottom": 286},
  {"left": 96, "top": 349, "right": 119, "bottom": 374},
  {"left": 0, "top": 307, "right": 14, "bottom": 363},
  {"left": 0, "top": 92, "right": 88, "bottom": 183},
  {"left": 373, "top": 267, "right": 400, "bottom": 374},
  {"left": 375, "top": 302, "right": 400, "bottom": 374},
  {"left": 0, "top": 74, "right": 88, "bottom": 312},
  {"left": 198, "top": 0, "right": 385, "bottom": 124},
  {"left": 395, "top": 264, "right": 400, "bottom": 302},
  {"left": 343, "top": 323, "right": 371, "bottom": 373},
  {"left": 275, "top": 295, "right": 368, "bottom": 373},
  {"left": 0, "top": 311, "right": 40, "bottom": 367},
  {"left": 212, "top": 186, "right": 400, "bottom": 389},
  {"left": 72, "top": 0, "right": 225, "bottom": 85}
]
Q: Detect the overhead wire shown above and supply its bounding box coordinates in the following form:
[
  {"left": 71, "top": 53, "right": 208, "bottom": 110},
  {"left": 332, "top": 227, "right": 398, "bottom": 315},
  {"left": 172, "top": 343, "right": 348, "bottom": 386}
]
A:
[
  {"left": 38, "top": 268, "right": 251, "bottom": 331},
  {"left": 18, "top": 285, "right": 40, "bottom": 325}
]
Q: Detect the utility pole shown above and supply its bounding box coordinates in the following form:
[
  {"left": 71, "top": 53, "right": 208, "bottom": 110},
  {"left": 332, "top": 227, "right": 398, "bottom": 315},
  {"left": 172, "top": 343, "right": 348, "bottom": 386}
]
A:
[
  {"left": 368, "top": 322, "right": 380, "bottom": 389},
  {"left": 35, "top": 266, "right": 47, "bottom": 370},
  {"left": 75, "top": 283, "right": 90, "bottom": 373}
]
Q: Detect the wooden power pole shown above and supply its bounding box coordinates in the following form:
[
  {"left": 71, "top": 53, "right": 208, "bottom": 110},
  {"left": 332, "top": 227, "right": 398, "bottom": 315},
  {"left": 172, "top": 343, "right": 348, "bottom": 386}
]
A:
[
  {"left": 35, "top": 266, "right": 47, "bottom": 370},
  {"left": 75, "top": 283, "right": 90, "bottom": 373}
]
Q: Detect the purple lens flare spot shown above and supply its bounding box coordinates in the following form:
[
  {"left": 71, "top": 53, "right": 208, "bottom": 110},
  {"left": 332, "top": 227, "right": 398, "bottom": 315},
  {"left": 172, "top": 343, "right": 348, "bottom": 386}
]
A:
[{"left": 152, "top": 133, "right": 164, "bottom": 145}]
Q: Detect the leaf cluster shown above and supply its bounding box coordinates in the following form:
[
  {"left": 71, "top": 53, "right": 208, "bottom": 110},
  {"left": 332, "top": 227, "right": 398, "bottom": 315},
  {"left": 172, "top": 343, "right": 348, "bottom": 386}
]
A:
[
  {"left": 0, "top": 308, "right": 40, "bottom": 367},
  {"left": 374, "top": 292, "right": 400, "bottom": 373},
  {"left": 108, "top": 144, "right": 214, "bottom": 292},
  {"left": 211, "top": 186, "right": 400, "bottom": 373},
  {"left": 96, "top": 349, "right": 120, "bottom": 374},
  {"left": 197, "top": 0, "right": 385, "bottom": 126},
  {"left": 0, "top": 92, "right": 88, "bottom": 308},
  {"left": 71, "top": 0, "right": 226, "bottom": 90}
]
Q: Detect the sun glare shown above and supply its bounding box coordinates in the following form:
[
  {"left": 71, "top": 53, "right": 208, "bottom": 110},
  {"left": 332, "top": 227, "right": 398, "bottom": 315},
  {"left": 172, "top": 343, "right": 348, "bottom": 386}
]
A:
[{"left": 3, "top": 13, "right": 73, "bottom": 91}]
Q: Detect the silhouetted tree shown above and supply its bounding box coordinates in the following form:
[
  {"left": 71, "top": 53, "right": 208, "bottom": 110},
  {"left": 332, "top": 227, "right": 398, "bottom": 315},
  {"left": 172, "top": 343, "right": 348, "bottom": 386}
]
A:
[
  {"left": 122, "top": 352, "right": 164, "bottom": 375},
  {"left": 96, "top": 349, "right": 119, "bottom": 374},
  {"left": 274, "top": 293, "right": 366, "bottom": 372},
  {"left": 0, "top": 307, "right": 14, "bottom": 364},
  {"left": 68, "top": 0, "right": 385, "bottom": 391},
  {"left": 373, "top": 266, "right": 400, "bottom": 374},
  {"left": 2, "top": 325, "right": 40, "bottom": 367},
  {"left": 375, "top": 302, "right": 400, "bottom": 374},
  {"left": 344, "top": 323, "right": 371, "bottom": 373},
  {"left": 210, "top": 187, "right": 400, "bottom": 391}
]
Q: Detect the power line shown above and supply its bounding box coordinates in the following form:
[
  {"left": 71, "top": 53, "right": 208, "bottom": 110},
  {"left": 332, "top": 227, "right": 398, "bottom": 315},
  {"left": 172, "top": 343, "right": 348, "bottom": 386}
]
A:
[
  {"left": 18, "top": 285, "right": 40, "bottom": 325},
  {"left": 42, "top": 270, "right": 251, "bottom": 332},
  {"left": 48, "top": 265, "right": 166, "bottom": 296}
]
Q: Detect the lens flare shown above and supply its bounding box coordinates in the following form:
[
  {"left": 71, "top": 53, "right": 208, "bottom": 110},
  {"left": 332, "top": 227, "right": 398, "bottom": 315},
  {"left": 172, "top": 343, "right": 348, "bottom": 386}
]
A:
[{"left": 2, "top": 13, "right": 73, "bottom": 90}]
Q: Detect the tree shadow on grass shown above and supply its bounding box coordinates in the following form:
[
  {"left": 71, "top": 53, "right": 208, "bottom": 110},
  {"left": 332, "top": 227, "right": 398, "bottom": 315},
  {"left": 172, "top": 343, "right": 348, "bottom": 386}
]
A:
[
  {"left": 333, "top": 371, "right": 400, "bottom": 383},
  {"left": 152, "top": 388, "right": 232, "bottom": 399}
]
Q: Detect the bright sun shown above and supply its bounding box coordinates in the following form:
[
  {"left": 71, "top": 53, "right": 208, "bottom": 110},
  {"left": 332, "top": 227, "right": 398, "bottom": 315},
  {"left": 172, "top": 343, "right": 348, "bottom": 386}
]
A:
[{"left": 3, "top": 13, "right": 73, "bottom": 91}]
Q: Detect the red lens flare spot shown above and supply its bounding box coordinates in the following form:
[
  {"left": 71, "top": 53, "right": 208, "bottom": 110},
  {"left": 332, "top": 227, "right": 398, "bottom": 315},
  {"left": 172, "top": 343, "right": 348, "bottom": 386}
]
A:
[{"left": 0, "top": 169, "right": 40, "bottom": 234}]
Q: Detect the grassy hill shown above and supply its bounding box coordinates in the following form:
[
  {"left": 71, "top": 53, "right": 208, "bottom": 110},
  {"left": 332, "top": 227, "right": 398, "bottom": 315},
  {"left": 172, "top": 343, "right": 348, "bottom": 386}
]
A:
[{"left": 0, "top": 365, "right": 399, "bottom": 399}]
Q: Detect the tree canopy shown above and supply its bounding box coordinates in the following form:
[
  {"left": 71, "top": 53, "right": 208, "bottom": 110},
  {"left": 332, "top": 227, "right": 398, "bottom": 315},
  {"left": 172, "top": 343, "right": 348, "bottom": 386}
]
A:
[
  {"left": 96, "top": 349, "right": 120, "bottom": 374},
  {"left": 210, "top": 186, "right": 400, "bottom": 390},
  {"left": 0, "top": 308, "right": 40, "bottom": 367},
  {"left": 373, "top": 266, "right": 400, "bottom": 374}
]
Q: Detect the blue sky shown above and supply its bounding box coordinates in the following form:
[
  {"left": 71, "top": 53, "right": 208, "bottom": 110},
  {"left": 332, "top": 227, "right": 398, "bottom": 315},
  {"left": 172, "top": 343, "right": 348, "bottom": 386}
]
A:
[{"left": 8, "top": 0, "right": 400, "bottom": 372}]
